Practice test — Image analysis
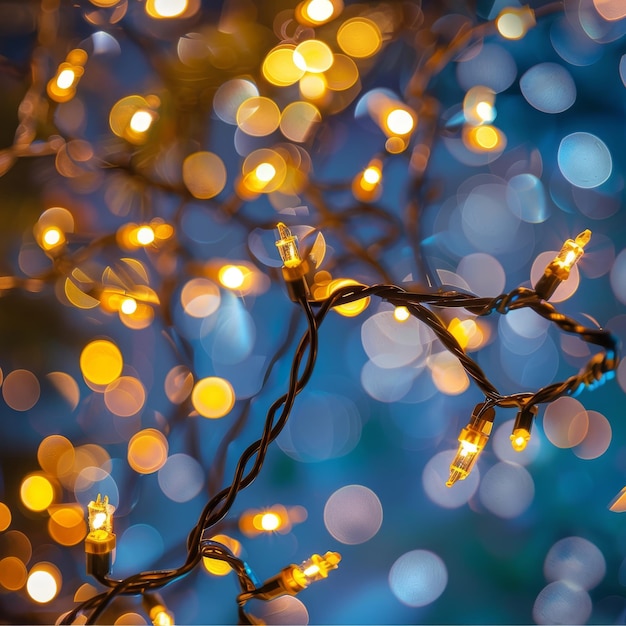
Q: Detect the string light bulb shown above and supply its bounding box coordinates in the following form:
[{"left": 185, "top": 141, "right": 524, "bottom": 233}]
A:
[
  {"left": 275, "top": 223, "right": 310, "bottom": 301},
  {"left": 447, "top": 403, "right": 495, "bottom": 487},
  {"left": 238, "top": 552, "right": 341, "bottom": 603},
  {"left": 84, "top": 494, "right": 116, "bottom": 579},
  {"left": 534, "top": 230, "right": 591, "bottom": 300},
  {"left": 47, "top": 49, "right": 88, "bottom": 103},
  {"left": 510, "top": 404, "right": 537, "bottom": 452}
]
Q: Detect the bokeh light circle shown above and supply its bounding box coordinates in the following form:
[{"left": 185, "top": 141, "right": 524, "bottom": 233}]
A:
[
  {"left": 191, "top": 376, "right": 235, "bottom": 418},
  {"left": 127, "top": 428, "right": 169, "bottom": 474},
  {"left": 478, "top": 461, "right": 534, "bottom": 518},
  {"left": 519, "top": 63, "right": 576, "bottom": 113},
  {"left": 610, "top": 248, "right": 626, "bottom": 305},
  {"left": 533, "top": 581, "right": 592, "bottom": 625},
  {"left": 323, "top": 485, "right": 383, "bottom": 544},
  {"left": 80, "top": 340, "right": 123, "bottom": 386},
  {"left": 388, "top": 550, "right": 447, "bottom": 607},
  {"left": 544, "top": 536, "right": 606, "bottom": 590},
  {"left": 158, "top": 453, "right": 204, "bottom": 502},
  {"left": 542, "top": 396, "right": 588, "bottom": 448},
  {"left": 557, "top": 132, "right": 612, "bottom": 189},
  {"left": 2, "top": 369, "right": 40, "bottom": 411}
]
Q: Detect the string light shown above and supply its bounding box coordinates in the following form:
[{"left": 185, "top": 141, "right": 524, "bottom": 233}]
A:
[
  {"left": 0, "top": 0, "right": 622, "bottom": 623},
  {"left": 534, "top": 230, "right": 591, "bottom": 300},
  {"left": 84, "top": 495, "right": 116, "bottom": 580}
]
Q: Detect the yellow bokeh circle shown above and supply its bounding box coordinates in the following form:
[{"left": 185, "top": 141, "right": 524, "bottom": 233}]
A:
[
  {"left": 191, "top": 377, "right": 235, "bottom": 418},
  {"left": 80, "top": 339, "right": 123, "bottom": 386}
]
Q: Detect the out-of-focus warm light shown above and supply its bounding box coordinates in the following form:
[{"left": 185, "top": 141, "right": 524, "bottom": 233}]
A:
[
  {"left": 328, "top": 278, "right": 369, "bottom": 316},
  {"left": 26, "top": 564, "right": 60, "bottom": 603},
  {"left": 394, "top": 306, "right": 410, "bottom": 322},
  {"left": 464, "top": 86, "right": 496, "bottom": 125},
  {"left": 240, "top": 149, "right": 287, "bottom": 194},
  {"left": 300, "top": 73, "right": 328, "bottom": 100},
  {"left": 293, "top": 39, "right": 334, "bottom": 73},
  {"left": 21, "top": 474, "right": 56, "bottom": 512},
  {"left": 255, "top": 162, "right": 276, "bottom": 183},
  {"left": 129, "top": 110, "right": 154, "bottom": 133},
  {"left": 192, "top": 377, "right": 235, "bottom": 418},
  {"left": 110, "top": 95, "right": 160, "bottom": 144},
  {"left": 239, "top": 504, "right": 301, "bottom": 537},
  {"left": 352, "top": 159, "right": 382, "bottom": 202},
  {"left": 496, "top": 6, "right": 536, "bottom": 40},
  {"left": 146, "top": 0, "right": 189, "bottom": 18},
  {"left": 465, "top": 124, "right": 506, "bottom": 152},
  {"left": 218, "top": 265, "right": 245, "bottom": 289},
  {"left": 476, "top": 101, "right": 494, "bottom": 122},
  {"left": 202, "top": 535, "right": 241, "bottom": 576},
  {"left": 306, "top": 0, "right": 334, "bottom": 21},
  {"left": 363, "top": 166, "right": 381, "bottom": 185},
  {"left": 80, "top": 339, "right": 123, "bottom": 386},
  {"left": 260, "top": 512, "right": 281, "bottom": 531},
  {"left": 120, "top": 297, "right": 138, "bottom": 315},
  {"left": 47, "top": 49, "right": 87, "bottom": 102},
  {"left": 42, "top": 227, "right": 64, "bottom": 249},
  {"left": 56, "top": 69, "right": 76, "bottom": 90},
  {"left": 386, "top": 108, "right": 415, "bottom": 135},
  {"left": 128, "top": 429, "right": 169, "bottom": 474},
  {"left": 0, "top": 502, "right": 11, "bottom": 532},
  {"left": 135, "top": 225, "right": 155, "bottom": 245},
  {"left": 336, "top": 17, "right": 382, "bottom": 58}
]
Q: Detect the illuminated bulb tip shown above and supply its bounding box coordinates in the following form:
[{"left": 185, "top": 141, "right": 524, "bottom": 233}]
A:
[
  {"left": 260, "top": 512, "right": 281, "bottom": 531},
  {"left": 386, "top": 109, "right": 414, "bottom": 135},
  {"left": 275, "top": 222, "right": 302, "bottom": 268},
  {"left": 42, "top": 227, "right": 63, "bottom": 247},
  {"left": 575, "top": 229, "right": 592, "bottom": 248},
  {"left": 475, "top": 101, "right": 495, "bottom": 122},
  {"left": 394, "top": 306, "right": 410, "bottom": 322},
  {"left": 219, "top": 265, "right": 245, "bottom": 289},
  {"left": 56, "top": 69, "right": 76, "bottom": 90},
  {"left": 255, "top": 162, "right": 276, "bottom": 182},
  {"left": 362, "top": 166, "right": 381, "bottom": 185},
  {"left": 130, "top": 110, "right": 153, "bottom": 133},
  {"left": 120, "top": 297, "right": 138, "bottom": 315},
  {"left": 306, "top": 0, "right": 334, "bottom": 22},
  {"left": 136, "top": 226, "right": 155, "bottom": 245},
  {"left": 510, "top": 430, "right": 529, "bottom": 452}
]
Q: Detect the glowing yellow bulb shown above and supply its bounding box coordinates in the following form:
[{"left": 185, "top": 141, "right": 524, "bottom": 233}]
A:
[
  {"left": 511, "top": 431, "right": 529, "bottom": 452},
  {"left": 129, "top": 110, "right": 153, "bottom": 133},
  {"left": 147, "top": 0, "right": 188, "bottom": 18},
  {"left": 255, "top": 162, "right": 276, "bottom": 183},
  {"left": 92, "top": 511, "right": 107, "bottom": 530},
  {"left": 386, "top": 109, "right": 414, "bottom": 135},
  {"left": 394, "top": 306, "right": 410, "bottom": 322},
  {"left": 41, "top": 227, "right": 64, "bottom": 249},
  {"left": 496, "top": 6, "right": 536, "bottom": 40},
  {"left": 328, "top": 279, "right": 369, "bottom": 316},
  {"left": 447, "top": 403, "right": 494, "bottom": 487},
  {"left": 363, "top": 166, "right": 381, "bottom": 185},
  {"left": 20, "top": 474, "right": 55, "bottom": 512},
  {"left": 26, "top": 568, "right": 58, "bottom": 604},
  {"left": 219, "top": 265, "right": 245, "bottom": 289},
  {"left": 260, "top": 512, "right": 281, "bottom": 531},
  {"left": 56, "top": 69, "right": 76, "bottom": 90},
  {"left": 475, "top": 101, "right": 495, "bottom": 122},
  {"left": 474, "top": 125, "right": 499, "bottom": 149},
  {"left": 136, "top": 225, "right": 155, "bottom": 245},
  {"left": 120, "top": 298, "right": 138, "bottom": 315},
  {"left": 306, "top": 0, "right": 334, "bottom": 21},
  {"left": 43, "top": 228, "right": 61, "bottom": 246}
]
